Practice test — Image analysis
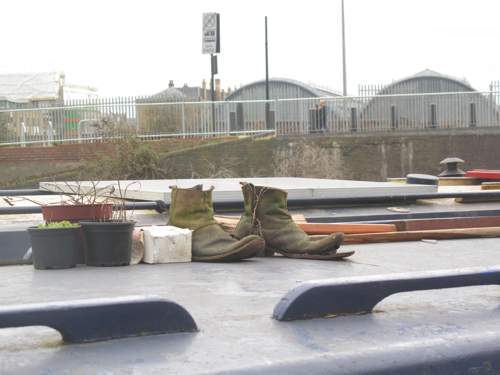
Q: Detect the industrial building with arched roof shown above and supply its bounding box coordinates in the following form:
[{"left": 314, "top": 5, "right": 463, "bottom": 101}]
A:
[
  {"left": 225, "top": 78, "right": 344, "bottom": 134},
  {"left": 361, "top": 69, "right": 498, "bottom": 131},
  {"left": 222, "top": 72, "right": 498, "bottom": 134}
]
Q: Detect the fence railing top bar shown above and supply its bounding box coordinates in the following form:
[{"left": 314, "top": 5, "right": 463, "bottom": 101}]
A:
[
  {"left": 356, "top": 90, "right": 500, "bottom": 99},
  {"left": 2, "top": 90, "right": 499, "bottom": 114},
  {"left": 0, "top": 102, "right": 123, "bottom": 113},
  {"left": 135, "top": 98, "right": 275, "bottom": 107},
  {"left": 138, "top": 129, "right": 275, "bottom": 138},
  {"left": 276, "top": 91, "right": 500, "bottom": 103},
  {"left": 0, "top": 98, "right": 280, "bottom": 114},
  {"left": 134, "top": 90, "right": 500, "bottom": 106}
]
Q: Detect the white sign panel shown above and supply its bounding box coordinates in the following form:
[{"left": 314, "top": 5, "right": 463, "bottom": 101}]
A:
[{"left": 202, "top": 13, "right": 220, "bottom": 54}]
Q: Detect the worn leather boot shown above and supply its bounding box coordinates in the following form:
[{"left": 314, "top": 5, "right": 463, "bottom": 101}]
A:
[
  {"left": 234, "top": 182, "right": 347, "bottom": 258},
  {"left": 169, "top": 185, "right": 264, "bottom": 262}
]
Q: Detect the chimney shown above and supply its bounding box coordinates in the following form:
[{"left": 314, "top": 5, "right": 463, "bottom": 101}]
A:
[
  {"left": 215, "top": 79, "right": 221, "bottom": 101},
  {"left": 168, "top": 80, "right": 174, "bottom": 88}
]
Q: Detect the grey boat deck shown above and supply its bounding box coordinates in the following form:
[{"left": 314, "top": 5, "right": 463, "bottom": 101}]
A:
[{"left": 1, "top": 238, "right": 499, "bottom": 374}]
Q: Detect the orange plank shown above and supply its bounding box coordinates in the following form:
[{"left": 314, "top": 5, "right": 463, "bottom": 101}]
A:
[
  {"left": 298, "top": 222, "right": 396, "bottom": 235},
  {"left": 342, "top": 227, "right": 500, "bottom": 244},
  {"left": 395, "top": 216, "right": 500, "bottom": 231},
  {"left": 215, "top": 216, "right": 396, "bottom": 234}
]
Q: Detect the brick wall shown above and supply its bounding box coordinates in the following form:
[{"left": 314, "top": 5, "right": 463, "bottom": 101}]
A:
[
  {"left": 0, "top": 138, "right": 232, "bottom": 163},
  {"left": 0, "top": 144, "right": 114, "bottom": 162}
]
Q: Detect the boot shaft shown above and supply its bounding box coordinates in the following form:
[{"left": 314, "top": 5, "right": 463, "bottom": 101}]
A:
[
  {"left": 169, "top": 185, "right": 217, "bottom": 230},
  {"left": 240, "top": 183, "right": 291, "bottom": 222}
]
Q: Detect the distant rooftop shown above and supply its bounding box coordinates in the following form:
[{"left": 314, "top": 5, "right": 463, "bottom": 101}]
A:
[
  {"left": 147, "top": 80, "right": 202, "bottom": 102},
  {"left": 0, "top": 72, "right": 63, "bottom": 102}
]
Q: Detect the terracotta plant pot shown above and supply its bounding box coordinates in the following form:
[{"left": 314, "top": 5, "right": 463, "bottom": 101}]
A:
[{"left": 41, "top": 204, "right": 113, "bottom": 223}]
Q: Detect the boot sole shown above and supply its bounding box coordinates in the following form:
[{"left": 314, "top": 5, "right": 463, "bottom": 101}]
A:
[
  {"left": 277, "top": 250, "right": 355, "bottom": 260},
  {"left": 192, "top": 238, "right": 265, "bottom": 262}
]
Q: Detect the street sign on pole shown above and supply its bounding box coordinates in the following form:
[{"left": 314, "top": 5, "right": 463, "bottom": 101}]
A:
[
  {"left": 202, "top": 13, "right": 220, "bottom": 54},
  {"left": 202, "top": 12, "right": 220, "bottom": 133}
]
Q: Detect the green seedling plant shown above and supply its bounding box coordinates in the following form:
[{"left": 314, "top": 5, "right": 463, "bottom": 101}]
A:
[{"left": 36, "top": 221, "right": 81, "bottom": 229}]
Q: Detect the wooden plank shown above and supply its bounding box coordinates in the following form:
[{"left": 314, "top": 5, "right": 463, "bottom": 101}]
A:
[
  {"left": 438, "top": 177, "right": 479, "bottom": 186},
  {"left": 214, "top": 216, "right": 395, "bottom": 234},
  {"left": 340, "top": 227, "right": 500, "bottom": 245},
  {"left": 292, "top": 214, "right": 307, "bottom": 223},
  {"left": 481, "top": 183, "right": 500, "bottom": 190},
  {"left": 394, "top": 216, "right": 500, "bottom": 231},
  {"left": 297, "top": 223, "right": 396, "bottom": 235},
  {"left": 214, "top": 214, "right": 306, "bottom": 224}
]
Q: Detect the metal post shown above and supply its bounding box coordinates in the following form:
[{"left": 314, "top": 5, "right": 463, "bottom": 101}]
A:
[
  {"left": 430, "top": 103, "right": 437, "bottom": 128},
  {"left": 390, "top": 105, "right": 397, "bottom": 130},
  {"left": 181, "top": 102, "right": 186, "bottom": 138},
  {"left": 265, "top": 16, "right": 271, "bottom": 129},
  {"left": 350, "top": 107, "right": 357, "bottom": 132},
  {"left": 469, "top": 102, "right": 477, "bottom": 128},
  {"left": 341, "top": 0, "right": 347, "bottom": 96},
  {"left": 211, "top": 54, "right": 216, "bottom": 134},
  {"left": 20, "top": 119, "right": 26, "bottom": 147},
  {"left": 77, "top": 113, "right": 82, "bottom": 143}
]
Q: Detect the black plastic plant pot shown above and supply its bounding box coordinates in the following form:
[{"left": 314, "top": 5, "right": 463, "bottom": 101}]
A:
[
  {"left": 27, "top": 226, "right": 80, "bottom": 270},
  {"left": 80, "top": 221, "right": 134, "bottom": 267}
]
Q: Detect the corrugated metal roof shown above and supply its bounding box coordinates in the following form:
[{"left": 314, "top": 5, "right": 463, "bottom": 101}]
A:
[
  {"left": 226, "top": 78, "right": 341, "bottom": 101},
  {"left": 0, "top": 72, "right": 62, "bottom": 101},
  {"left": 379, "top": 69, "right": 476, "bottom": 94}
]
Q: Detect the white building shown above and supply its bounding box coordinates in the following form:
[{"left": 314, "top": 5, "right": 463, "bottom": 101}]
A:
[{"left": 0, "top": 72, "right": 97, "bottom": 109}]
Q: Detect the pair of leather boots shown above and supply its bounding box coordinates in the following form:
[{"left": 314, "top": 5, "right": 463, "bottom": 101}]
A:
[{"left": 168, "top": 182, "right": 350, "bottom": 262}]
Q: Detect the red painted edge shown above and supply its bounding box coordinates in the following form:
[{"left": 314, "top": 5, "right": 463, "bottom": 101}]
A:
[{"left": 465, "top": 169, "right": 500, "bottom": 179}]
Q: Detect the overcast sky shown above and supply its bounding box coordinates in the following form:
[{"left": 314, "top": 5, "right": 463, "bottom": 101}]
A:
[{"left": 1, "top": 0, "right": 499, "bottom": 96}]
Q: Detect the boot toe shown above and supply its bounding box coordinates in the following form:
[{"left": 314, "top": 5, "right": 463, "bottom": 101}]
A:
[
  {"left": 193, "top": 235, "right": 265, "bottom": 262},
  {"left": 302, "top": 232, "right": 344, "bottom": 254}
]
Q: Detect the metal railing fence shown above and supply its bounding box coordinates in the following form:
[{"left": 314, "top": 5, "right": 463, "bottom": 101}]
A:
[{"left": 1, "top": 91, "right": 499, "bottom": 146}]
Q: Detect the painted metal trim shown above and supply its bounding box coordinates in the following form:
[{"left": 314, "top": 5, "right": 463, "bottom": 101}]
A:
[
  {"left": 0, "top": 296, "right": 198, "bottom": 343},
  {"left": 273, "top": 266, "right": 500, "bottom": 321}
]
